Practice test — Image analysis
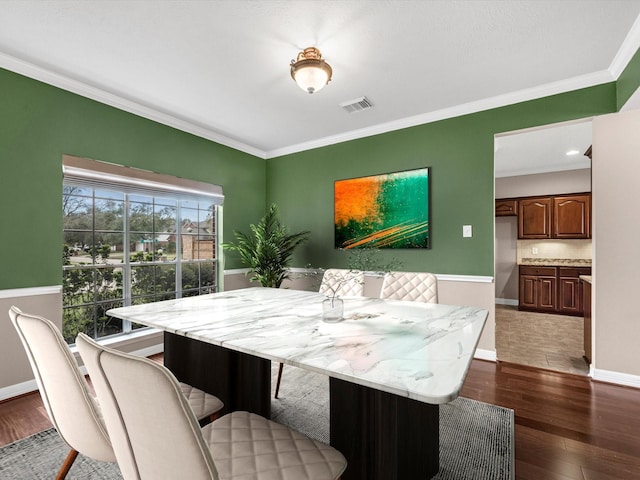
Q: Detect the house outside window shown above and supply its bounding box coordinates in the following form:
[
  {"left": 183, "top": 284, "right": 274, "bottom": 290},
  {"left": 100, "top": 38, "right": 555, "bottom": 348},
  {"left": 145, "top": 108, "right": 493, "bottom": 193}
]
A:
[{"left": 61, "top": 156, "right": 223, "bottom": 344}]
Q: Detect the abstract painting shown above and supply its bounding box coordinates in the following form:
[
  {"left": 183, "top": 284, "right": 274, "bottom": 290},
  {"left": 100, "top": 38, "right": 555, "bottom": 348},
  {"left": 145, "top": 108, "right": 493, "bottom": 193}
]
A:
[{"left": 334, "top": 168, "right": 430, "bottom": 249}]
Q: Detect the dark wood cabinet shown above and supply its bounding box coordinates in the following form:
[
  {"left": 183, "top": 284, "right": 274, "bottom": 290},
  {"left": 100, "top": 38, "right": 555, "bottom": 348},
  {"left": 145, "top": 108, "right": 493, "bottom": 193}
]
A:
[
  {"left": 519, "top": 265, "right": 591, "bottom": 316},
  {"left": 554, "top": 194, "right": 591, "bottom": 239},
  {"left": 517, "top": 193, "right": 591, "bottom": 239},
  {"left": 558, "top": 276, "right": 582, "bottom": 314},
  {"left": 495, "top": 198, "right": 517, "bottom": 216},
  {"left": 557, "top": 267, "right": 592, "bottom": 315},
  {"left": 518, "top": 197, "right": 552, "bottom": 239},
  {"left": 519, "top": 266, "right": 557, "bottom": 312}
]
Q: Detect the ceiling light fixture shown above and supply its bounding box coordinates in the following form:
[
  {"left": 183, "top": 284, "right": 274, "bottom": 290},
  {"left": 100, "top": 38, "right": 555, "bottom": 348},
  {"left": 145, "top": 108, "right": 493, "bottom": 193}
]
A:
[
  {"left": 566, "top": 149, "right": 580, "bottom": 156},
  {"left": 290, "top": 47, "right": 332, "bottom": 94}
]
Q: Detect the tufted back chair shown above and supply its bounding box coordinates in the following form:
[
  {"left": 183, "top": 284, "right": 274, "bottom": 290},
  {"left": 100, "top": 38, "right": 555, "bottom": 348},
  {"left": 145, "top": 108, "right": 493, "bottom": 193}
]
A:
[
  {"left": 379, "top": 272, "right": 438, "bottom": 303},
  {"left": 8, "top": 306, "right": 116, "bottom": 479},
  {"left": 76, "top": 333, "right": 347, "bottom": 480},
  {"left": 319, "top": 269, "right": 365, "bottom": 297}
]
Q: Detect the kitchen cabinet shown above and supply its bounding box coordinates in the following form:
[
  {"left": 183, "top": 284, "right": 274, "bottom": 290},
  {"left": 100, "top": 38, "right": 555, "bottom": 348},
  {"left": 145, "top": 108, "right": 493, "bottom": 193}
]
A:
[
  {"left": 519, "top": 266, "right": 557, "bottom": 312},
  {"left": 553, "top": 194, "right": 591, "bottom": 239},
  {"left": 495, "top": 198, "right": 517, "bottom": 216},
  {"left": 558, "top": 267, "right": 591, "bottom": 315},
  {"left": 518, "top": 197, "right": 552, "bottom": 239},
  {"left": 519, "top": 265, "right": 591, "bottom": 316},
  {"left": 518, "top": 193, "right": 591, "bottom": 239}
]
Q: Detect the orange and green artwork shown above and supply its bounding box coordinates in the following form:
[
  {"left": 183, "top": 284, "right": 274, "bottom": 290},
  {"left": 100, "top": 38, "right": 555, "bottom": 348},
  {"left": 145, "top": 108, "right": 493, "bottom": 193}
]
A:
[{"left": 334, "top": 168, "right": 430, "bottom": 249}]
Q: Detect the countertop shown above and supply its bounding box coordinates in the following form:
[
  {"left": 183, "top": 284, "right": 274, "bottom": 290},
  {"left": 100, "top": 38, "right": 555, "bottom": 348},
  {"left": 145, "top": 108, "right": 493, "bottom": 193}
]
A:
[
  {"left": 519, "top": 258, "right": 592, "bottom": 267},
  {"left": 580, "top": 275, "right": 592, "bottom": 284}
]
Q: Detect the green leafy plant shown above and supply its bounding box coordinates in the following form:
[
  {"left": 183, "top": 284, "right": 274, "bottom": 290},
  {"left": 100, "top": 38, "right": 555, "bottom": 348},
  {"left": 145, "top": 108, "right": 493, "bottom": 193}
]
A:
[{"left": 224, "top": 204, "right": 309, "bottom": 288}]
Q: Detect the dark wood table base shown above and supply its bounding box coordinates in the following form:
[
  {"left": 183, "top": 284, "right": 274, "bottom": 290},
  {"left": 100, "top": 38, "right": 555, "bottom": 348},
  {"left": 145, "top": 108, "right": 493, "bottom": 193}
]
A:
[
  {"left": 164, "top": 332, "right": 271, "bottom": 417},
  {"left": 330, "top": 377, "right": 439, "bottom": 479},
  {"left": 164, "top": 332, "right": 440, "bottom": 479}
]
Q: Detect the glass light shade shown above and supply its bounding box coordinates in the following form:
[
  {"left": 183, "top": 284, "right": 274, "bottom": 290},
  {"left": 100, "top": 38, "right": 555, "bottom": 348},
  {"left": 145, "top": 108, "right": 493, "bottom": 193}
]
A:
[
  {"left": 293, "top": 65, "right": 330, "bottom": 94},
  {"left": 290, "top": 47, "right": 332, "bottom": 94}
]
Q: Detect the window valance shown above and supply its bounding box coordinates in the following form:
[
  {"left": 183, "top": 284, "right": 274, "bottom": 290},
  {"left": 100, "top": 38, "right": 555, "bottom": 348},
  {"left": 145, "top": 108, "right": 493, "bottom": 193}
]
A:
[{"left": 62, "top": 155, "right": 224, "bottom": 205}]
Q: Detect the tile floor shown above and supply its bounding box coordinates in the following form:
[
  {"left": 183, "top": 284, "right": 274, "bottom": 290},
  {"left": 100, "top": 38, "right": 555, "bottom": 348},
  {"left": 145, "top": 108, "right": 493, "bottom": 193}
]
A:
[{"left": 495, "top": 304, "right": 589, "bottom": 375}]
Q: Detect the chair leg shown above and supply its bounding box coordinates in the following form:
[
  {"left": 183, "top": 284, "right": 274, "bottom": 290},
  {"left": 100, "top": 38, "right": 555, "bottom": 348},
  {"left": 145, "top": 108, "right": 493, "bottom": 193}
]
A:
[
  {"left": 55, "top": 449, "right": 79, "bottom": 480},
  {"left": 200, "top": 410, "right": 222, "bottom": 427},
  {"left": 274, "top": 362, "right": 284, "bottom": 399}
]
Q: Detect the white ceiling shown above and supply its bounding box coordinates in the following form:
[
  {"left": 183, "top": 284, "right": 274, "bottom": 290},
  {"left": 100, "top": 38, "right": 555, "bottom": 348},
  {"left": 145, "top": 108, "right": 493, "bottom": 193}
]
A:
[
  {"left": 1, "top": 0, "right": 639, "bottom": 165},
  {"left": 494, "top": 120, "right": 592, "bottom": 178}
]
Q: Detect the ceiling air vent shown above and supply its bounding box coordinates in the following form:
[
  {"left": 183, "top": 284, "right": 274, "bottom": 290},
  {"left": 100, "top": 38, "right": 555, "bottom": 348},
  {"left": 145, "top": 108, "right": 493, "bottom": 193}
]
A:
[{"left": 339, "top": 96, "right": 374, "bottom": 114}]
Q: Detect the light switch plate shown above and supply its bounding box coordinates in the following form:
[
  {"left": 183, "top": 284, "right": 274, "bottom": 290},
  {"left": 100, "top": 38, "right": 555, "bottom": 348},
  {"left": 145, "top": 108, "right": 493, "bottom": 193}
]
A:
[{"left": 463, "top": 225, "right": 472, "bottom": 238}]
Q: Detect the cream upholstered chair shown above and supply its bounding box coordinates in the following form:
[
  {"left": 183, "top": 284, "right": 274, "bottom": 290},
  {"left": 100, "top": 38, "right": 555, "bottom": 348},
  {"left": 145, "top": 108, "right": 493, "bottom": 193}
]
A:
[
  {"left": 318, "top": 268, "right": 365, "bottom": 298},
  {"left": 76, "top": 333, "right": 347, "bottom": 480},
  {"left": 274, "top": 268, "right": 365, "bottom": 399},
  {"left": 379, "top": 271, "right": 439, "bottom": 303},
  {"left": 8, "top": 306, "right": 116, "bottom": 479},
  {"left": 8, "top": 306, "right": 224, "bottom": 480}
]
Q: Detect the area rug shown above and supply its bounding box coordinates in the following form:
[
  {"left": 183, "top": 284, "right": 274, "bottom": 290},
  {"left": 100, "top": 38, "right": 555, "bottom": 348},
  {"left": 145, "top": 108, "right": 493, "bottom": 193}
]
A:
[
  {"left": 272, "top": 365, "right": 513, "bottom": 480},
  {"left": 0, "top": 366, "right": 513, "bottom": 479}
]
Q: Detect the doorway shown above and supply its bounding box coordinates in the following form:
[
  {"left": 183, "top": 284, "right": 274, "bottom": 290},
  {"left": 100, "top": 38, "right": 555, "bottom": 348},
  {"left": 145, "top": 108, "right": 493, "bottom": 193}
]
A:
[{"left": 494, "top": 119, "right": 592, "bottom": 375}]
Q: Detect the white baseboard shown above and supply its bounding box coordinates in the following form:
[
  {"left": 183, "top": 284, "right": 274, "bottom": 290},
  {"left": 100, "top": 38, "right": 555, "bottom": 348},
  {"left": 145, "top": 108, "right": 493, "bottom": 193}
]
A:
[
  {"left": 495, "top": 298, "right": 518, "bottom": 306},
  {"left": 471, "top": 352, "right": 640, "bottom": 389},
  {"left": 132, "top": 343, "right": 164, "bottom": 358},
  {"left": 474, "top": 348, "right": 497, "bottom": 362},
  {"left": 592, "top": 368, "right": 640, "bottom": 389},
  {"left": 0, "top": 379, "right": 38, "bottom": 402}
]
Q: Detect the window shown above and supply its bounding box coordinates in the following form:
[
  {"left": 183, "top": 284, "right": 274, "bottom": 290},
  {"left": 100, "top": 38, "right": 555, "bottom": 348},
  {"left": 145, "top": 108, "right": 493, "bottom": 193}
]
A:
[{"left": 62, "top": 156, "right": 223, "bottom": 344}]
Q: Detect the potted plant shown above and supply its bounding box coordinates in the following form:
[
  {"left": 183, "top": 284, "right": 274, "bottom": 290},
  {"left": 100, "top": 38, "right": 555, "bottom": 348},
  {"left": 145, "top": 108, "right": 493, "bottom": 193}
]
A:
[{"left": 224, "top": 204, "right": 309, "bottom": 288}]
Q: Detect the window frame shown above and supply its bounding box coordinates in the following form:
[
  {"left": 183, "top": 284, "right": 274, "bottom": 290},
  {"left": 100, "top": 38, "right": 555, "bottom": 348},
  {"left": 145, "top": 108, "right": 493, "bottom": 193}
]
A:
[{"left": 62, "top": 155, "right": 223, "bottom": 344}]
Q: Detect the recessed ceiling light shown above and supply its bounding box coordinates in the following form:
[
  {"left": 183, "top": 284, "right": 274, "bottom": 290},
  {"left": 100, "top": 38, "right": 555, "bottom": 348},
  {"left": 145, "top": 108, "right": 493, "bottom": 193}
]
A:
[{"left": 566, "top": 149, "right": 580, "bottom": 156}]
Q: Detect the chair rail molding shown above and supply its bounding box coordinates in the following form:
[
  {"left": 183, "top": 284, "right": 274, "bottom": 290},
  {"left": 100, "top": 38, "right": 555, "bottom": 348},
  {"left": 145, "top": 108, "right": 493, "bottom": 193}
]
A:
[{"left": 0, "top": 285, "right": 62, "bottom": 299}]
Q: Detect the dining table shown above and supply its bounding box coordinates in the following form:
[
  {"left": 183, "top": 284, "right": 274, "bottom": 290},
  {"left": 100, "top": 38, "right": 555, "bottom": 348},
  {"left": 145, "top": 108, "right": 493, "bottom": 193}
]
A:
[{"left": 108, "top": 286, "right": 487, "bottom": 480}]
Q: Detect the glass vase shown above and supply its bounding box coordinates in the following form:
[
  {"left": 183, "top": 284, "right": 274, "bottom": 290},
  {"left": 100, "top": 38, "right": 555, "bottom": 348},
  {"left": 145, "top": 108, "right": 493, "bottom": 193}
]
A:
[{"left": 322, "top": 297, "right": 344, "bottom": 323}]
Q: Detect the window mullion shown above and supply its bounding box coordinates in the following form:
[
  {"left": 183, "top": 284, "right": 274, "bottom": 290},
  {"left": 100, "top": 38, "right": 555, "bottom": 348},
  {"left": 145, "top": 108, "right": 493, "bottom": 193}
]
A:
[
  {"left": 92, "top": 190, "right": 98, "bottom": 339},
  {"left": 122, "top": 195, "right": 132, "bottom": 332},
  {"left": 176, "top": 200, "right": 183, "bottom": 299}
]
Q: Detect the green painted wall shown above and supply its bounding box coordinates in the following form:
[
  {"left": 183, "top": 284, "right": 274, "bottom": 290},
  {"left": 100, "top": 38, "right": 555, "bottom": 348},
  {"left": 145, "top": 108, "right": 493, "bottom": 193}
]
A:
[
  {"left": 266, "top": 84, "right": 617, "bottom": 276},
  {"left": 4, "top": 46, "right": 638, "bottom": 289},
  {"left": 617, "top": 47, "right": 640, "bottom": 109},
  {"left": 0, "top": 67, "right": 266, "bottom": 289}
]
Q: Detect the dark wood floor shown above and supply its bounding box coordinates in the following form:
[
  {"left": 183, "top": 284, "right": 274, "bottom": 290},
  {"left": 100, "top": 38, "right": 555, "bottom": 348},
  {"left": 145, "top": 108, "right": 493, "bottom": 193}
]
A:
[
  {"left": 460, "top": 360, "right": 640, "bottom": 479},
  {"left": 2, "top": 359, "right": 640, "bottom": 479}
]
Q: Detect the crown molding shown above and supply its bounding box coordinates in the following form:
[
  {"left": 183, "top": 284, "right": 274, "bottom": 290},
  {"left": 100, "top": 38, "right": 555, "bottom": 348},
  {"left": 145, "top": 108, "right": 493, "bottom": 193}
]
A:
[
  {"left": 0, "top": 51, "right": 267, "bottom": 159},
  {"left": 265, "top": 70, "right": 614, "bottom": 159},
  {"left": 4, "top": 18, "right": 639, "bottom": 163},
  {"left": 609, "top": 14, "right": 640, "bottom": 79}
]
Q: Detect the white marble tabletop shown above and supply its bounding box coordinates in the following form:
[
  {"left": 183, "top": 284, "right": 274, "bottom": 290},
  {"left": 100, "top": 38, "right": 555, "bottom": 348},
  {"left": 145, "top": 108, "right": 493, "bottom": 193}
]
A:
[{"left": 108, "top": 287, "right": 487, "bottom": 404}]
